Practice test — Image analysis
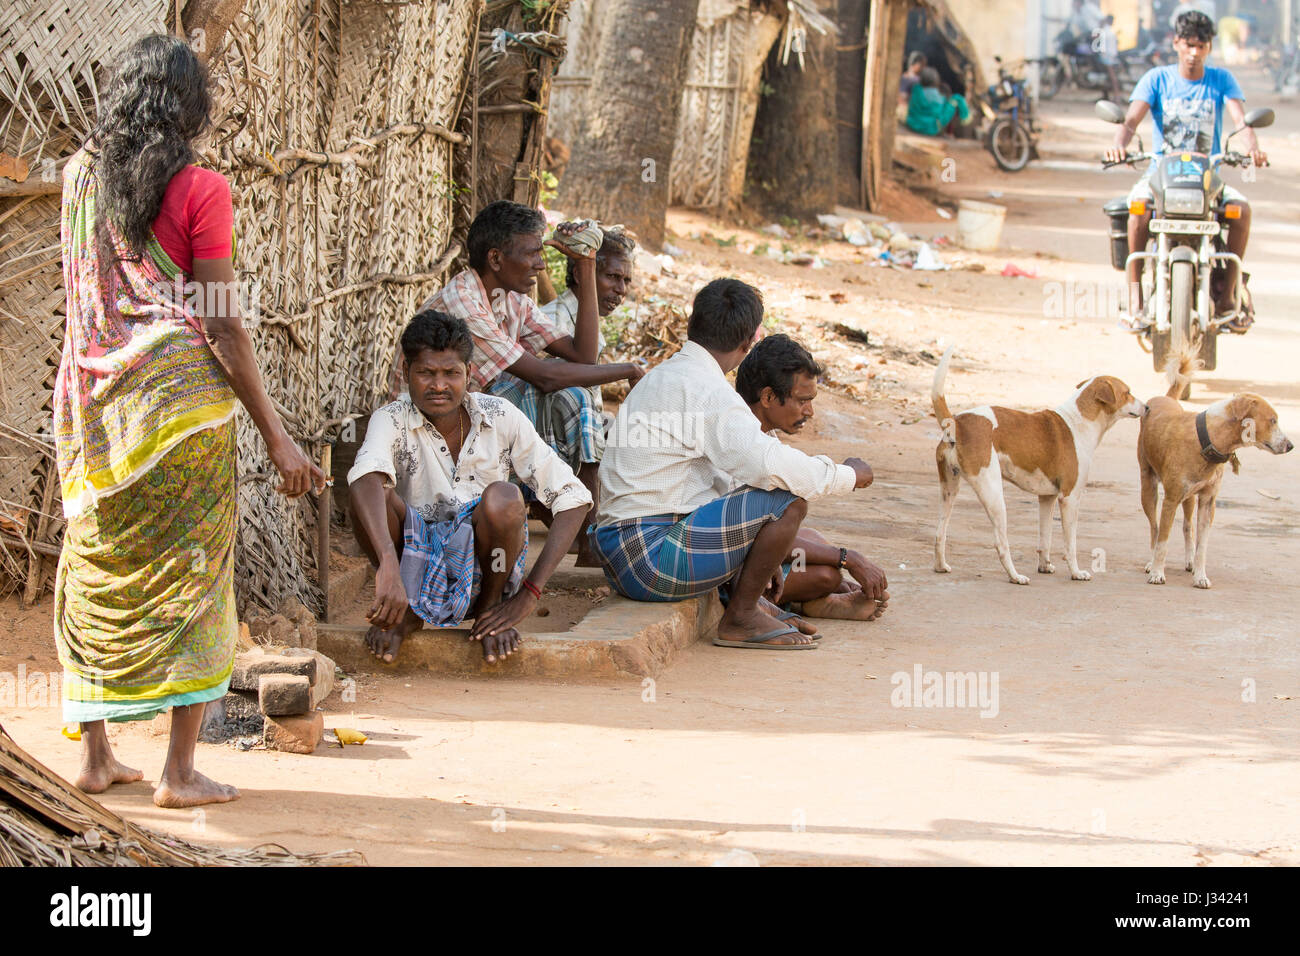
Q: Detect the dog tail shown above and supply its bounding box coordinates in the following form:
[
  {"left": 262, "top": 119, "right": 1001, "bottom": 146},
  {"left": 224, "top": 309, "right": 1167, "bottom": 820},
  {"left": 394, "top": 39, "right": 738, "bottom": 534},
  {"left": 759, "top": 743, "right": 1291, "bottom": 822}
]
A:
[
  {"left": 1164, "top": 352, "right": 1198, "bottom": 399},
  {"left": 931, "top": 346, "right": 956, "bottom": 440}
]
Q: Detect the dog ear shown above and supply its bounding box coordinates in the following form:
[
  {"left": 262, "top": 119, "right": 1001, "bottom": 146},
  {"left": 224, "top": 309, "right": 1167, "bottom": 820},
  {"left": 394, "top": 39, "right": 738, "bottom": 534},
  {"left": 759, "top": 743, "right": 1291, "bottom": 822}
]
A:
[
  {"left": 1094, "top": 378, "right": 1117, "bottom": 406},
  {"left": 1074, "top": 379, "right": 1087, "bottom": 389}
]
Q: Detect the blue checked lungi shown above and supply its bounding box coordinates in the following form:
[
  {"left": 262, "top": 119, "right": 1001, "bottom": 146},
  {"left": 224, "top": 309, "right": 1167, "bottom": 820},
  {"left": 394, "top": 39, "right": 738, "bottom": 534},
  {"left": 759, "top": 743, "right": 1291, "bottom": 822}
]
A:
[
  {"left": 488, "top": 370, "right": 605, "bottom": 475},
  {"left": 588, "top": 486, "right": 797, "bottom": 602},
  {"left": 398, "top": 497, "right": 527, "bottom": 626}
]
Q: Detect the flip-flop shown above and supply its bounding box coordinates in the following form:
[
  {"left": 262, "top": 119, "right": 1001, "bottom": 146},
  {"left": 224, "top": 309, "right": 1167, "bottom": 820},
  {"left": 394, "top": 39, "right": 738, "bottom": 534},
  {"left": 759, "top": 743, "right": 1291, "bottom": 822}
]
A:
[
  {"left": 771, "top": 608, "right": 822, "bottom": 639},
  {"left": 712, "top": 625, "right": 817, "bottom": 650}
]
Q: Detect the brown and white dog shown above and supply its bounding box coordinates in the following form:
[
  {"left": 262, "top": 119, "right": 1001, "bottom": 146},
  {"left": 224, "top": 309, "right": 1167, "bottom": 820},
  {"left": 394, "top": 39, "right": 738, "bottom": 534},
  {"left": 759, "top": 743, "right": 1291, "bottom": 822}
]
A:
[
  {"left": 931, "top": 348, "right": 1145, "bottom": 584},
  {"left": 1138, "top": 372, "right": 1293, "bottom": 588}
]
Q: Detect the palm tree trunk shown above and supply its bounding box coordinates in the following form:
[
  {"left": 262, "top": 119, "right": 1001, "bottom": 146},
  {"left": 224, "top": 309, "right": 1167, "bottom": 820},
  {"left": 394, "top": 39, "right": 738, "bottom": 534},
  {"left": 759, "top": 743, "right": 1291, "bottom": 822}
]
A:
[{"left": 558, "top": 0, "right": 702, "bottom": 250}]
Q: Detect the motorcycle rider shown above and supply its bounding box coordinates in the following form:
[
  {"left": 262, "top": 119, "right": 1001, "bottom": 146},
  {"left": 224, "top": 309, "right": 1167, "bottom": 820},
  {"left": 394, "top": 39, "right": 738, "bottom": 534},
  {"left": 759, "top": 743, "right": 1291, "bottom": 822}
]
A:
[{"left": 1104, "top": 10, "right": 1267, "bottom": 333}]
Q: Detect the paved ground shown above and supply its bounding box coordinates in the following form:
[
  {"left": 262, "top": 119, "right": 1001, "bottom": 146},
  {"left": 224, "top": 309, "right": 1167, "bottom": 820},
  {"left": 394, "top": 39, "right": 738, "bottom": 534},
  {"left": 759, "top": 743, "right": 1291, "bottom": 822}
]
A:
[{"left": 2, "top": 65, "right": 1297, "bottom": 866}]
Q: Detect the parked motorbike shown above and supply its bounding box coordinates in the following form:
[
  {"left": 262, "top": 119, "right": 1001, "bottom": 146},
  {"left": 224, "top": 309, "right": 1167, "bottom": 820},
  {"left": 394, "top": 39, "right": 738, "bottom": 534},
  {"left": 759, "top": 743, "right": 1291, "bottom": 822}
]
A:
[
  {"left": 1035, "top": 29, "right": 1157, "bottom": 99},
  {"left": 984, "top": 57, "right": 1039, "bottom": 172},
  {"left": 1096, "top": 99, "right": 1273, "bottom": 385}
]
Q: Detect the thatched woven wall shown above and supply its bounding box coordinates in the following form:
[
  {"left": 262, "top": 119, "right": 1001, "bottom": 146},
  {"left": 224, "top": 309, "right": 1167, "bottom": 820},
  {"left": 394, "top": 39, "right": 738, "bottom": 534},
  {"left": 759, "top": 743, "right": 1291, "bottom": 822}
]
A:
[{"left": 0, "top": 0, "right": 491, "bottom": 612}]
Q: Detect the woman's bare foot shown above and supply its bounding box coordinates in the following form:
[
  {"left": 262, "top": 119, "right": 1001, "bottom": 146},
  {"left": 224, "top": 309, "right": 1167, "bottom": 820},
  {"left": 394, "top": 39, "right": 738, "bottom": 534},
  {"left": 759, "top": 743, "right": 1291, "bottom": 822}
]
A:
[
  {"left": 75, "top": 757, "right": 144, "bottom": 794},
  {"left": 801, "top": 588, "right": 889, "bottom": 621},
  {"left": 153, "top": 770, "right": 240, "bottom": 809},
  {"left": 716, "top": 605, "right": 815, "bottom": 646}
]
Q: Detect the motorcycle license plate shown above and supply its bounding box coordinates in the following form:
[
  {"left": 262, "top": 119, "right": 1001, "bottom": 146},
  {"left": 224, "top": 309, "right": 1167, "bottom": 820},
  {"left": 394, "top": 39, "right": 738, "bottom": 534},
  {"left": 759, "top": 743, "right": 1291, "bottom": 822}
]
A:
[{"left": 1149, "top": 219, "right": 1219, "bottom": 235}]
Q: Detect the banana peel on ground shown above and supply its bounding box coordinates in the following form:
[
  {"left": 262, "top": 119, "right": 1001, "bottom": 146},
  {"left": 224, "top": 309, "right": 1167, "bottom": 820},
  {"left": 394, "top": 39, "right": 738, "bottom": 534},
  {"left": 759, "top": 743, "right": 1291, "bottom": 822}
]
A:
[{"left": 330, "top": 727, "right": 368, "bottom": 748}]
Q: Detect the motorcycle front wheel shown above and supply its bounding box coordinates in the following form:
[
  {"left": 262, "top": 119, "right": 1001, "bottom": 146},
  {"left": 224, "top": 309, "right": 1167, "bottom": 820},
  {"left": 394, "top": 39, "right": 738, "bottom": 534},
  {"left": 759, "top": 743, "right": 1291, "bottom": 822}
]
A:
[
  {"left": 988, "top": 118, "right": 1032, "bottom": 172},
  {"left": 1168, "top": 259, "right": 1195, "bottom": 397}
]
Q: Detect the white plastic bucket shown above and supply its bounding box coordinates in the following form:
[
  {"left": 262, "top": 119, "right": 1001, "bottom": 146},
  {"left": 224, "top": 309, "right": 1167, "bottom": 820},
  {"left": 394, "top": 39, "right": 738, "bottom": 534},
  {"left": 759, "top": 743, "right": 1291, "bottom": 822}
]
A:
[{"left": 956, "top": 199, "right": 1007, "bottom": 251}]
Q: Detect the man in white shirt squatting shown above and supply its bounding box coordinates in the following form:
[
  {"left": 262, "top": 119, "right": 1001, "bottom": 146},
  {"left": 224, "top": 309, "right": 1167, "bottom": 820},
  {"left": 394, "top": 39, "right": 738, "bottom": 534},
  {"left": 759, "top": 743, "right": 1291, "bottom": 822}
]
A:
[
  {"left": 735, "top": 334, "right": 890, "bottom": 621},
  {"left": 589, "top": 279, "right": 876, "bottom": 650},
  {"left": 348, "top": 311, "right": 592, "bottom": 664}
]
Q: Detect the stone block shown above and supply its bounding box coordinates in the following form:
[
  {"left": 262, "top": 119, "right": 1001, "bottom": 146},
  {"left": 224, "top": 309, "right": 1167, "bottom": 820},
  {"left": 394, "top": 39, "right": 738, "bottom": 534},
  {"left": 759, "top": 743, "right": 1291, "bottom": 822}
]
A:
[
  {"left": 230, "top": 650, "right": 316, "bottom": 691},
  {"left": 258, "top": 673, "right": 312, "bottom": 716},
  {"left": 263, "top": 711, "right": 324, "bottom": 754}
]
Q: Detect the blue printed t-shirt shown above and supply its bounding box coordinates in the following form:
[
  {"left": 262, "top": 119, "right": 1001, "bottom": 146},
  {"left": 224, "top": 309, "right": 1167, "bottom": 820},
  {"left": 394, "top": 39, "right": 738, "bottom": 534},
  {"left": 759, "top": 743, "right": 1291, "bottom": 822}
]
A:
[{"left": 1131, "top": 65, "right": 1243, "bottom": 155}]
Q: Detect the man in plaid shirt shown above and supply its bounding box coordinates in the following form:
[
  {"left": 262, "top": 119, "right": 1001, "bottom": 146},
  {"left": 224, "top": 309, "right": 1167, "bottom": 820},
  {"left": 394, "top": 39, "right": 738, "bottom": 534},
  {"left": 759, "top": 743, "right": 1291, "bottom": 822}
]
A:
[{"left": 422, "top": 200, "right": 643, "bottom": 566}]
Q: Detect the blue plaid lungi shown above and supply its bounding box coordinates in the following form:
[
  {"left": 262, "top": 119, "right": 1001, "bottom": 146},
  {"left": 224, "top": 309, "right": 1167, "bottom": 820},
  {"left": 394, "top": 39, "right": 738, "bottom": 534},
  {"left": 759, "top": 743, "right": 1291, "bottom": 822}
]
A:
[
  {"left": 488, "top": 370, "right": 605, "bottom": 475},
  {"left": 398, "top": 497, "right": 528, "bottom": 626},
  {"left": 588, "top": 486, "right": 797, "bottom": 602}
]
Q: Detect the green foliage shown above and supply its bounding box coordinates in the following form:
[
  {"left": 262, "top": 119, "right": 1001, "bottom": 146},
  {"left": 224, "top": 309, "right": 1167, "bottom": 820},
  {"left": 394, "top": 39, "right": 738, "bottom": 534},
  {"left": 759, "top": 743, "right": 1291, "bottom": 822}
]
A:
[
  {"left": 538, "top": 169, "right": 559, "bottom": 206},
  {"left": 542, "top": 243, "right": 568, "bottom": 294}
]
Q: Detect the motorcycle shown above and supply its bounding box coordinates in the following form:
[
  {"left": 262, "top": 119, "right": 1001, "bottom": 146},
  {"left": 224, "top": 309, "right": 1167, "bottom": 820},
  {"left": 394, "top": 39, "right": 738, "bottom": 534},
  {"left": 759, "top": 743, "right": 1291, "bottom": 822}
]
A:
[
  {"left": 983, "top": 57, "right": 1040, "bottom": 172},
  {"left": 1095, "top": 99, "right": 1273, "bottom": 386},
  {"left": 1035, "top": 29, "right": 1159, "bottom": 99}
]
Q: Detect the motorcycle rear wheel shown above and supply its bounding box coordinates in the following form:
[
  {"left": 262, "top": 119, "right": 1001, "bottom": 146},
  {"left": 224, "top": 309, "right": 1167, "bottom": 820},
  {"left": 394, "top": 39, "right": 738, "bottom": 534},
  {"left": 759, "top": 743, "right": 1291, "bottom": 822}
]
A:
[{"left": 988, "top": 118, "right": 1032, "bottom": 172}]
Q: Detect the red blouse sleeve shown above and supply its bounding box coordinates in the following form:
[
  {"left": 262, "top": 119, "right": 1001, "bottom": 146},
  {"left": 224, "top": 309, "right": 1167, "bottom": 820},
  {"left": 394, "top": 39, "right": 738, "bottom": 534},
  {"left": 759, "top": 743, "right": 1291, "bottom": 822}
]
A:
[{"left": 186, "top": 167, "right": 234, "bottom": 260}]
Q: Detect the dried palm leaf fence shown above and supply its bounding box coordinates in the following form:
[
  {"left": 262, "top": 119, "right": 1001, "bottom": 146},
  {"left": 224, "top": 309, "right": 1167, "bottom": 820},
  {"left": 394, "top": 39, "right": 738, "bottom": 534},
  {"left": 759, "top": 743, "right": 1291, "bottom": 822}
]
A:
[
  {"left": 0, "top": 721, "right": 365, "bottom": 865},
  {"left": 0, "top": 0, "right": 566, "bottom": 613},
  {"left": 548, "top": 0, "right": 834, "bottom": 214}
]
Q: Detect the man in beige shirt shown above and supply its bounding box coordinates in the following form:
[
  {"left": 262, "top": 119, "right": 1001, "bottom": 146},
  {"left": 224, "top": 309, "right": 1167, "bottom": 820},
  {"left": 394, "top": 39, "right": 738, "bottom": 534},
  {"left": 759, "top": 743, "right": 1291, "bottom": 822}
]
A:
[{"left": 589, "top": 279, "right": 876, "bottom": 650}]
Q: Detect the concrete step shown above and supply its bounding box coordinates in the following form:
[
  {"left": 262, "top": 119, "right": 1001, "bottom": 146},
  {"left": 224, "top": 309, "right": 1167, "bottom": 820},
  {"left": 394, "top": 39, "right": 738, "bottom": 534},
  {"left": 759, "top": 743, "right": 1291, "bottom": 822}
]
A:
[
  {"left": 326, "top": 559, "right": 373, "bottom": 622},
  {"left": 317, "top": 591, "right": 721, "bottom": 681}
]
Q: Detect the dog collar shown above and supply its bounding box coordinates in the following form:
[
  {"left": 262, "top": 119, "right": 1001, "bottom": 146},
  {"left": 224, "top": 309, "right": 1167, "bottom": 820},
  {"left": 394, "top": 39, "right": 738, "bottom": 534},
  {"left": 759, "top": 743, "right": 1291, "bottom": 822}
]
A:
[{"left": 1196, "top": 411, "right": 1232, "bottom": 464}]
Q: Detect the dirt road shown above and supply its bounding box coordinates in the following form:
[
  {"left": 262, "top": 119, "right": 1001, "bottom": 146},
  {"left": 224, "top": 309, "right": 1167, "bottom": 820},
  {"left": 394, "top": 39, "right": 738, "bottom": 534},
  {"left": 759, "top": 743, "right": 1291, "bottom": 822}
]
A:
[{"left": 2, "top": 66, "right": 1296, "bottom": 866}]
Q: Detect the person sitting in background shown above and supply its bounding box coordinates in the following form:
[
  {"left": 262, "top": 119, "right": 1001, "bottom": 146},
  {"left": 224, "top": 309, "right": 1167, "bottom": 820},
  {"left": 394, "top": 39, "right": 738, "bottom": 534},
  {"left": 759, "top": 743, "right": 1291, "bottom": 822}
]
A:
[
  {"left": 898, "top": 51, "right": 928, "bottom": 104},
  {"left": 905, "top": 67, "right": 971, "bottom": 137},
  {"left": 348, "top": 311, "right": 592, "bottom": 665},
  {"left": 540, "top": 224, "right": 636, "bottom": 429},
  {"left": 735, "top": 335, "right": 889, "bottom": 621},
  {"left": 422, "top": 201, "right": 643, "bottom": 566}
]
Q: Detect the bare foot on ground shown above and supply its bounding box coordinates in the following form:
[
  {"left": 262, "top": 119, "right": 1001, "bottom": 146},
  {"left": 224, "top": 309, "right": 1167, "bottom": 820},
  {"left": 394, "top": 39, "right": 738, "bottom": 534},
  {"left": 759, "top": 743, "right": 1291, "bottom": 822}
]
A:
[
  {"left": 75, "top": 758, "right": 144, "bottom": 794},
  {"left": 801, "top": 588, "right": 889, "bottom": 621},
  {"left": 153, "top": 770, "right": 240, "bottom": 808},
  {"left": 476, "top": 626, "right": 521, "bottom": 664},
  {"left": 365, "top": 610, "right": 423, "bottom": 663}
]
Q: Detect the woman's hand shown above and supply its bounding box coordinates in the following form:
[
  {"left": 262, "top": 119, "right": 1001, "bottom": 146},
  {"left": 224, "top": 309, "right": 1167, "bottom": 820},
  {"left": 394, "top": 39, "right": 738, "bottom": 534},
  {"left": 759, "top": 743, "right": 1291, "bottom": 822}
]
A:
[{"left": 268, "top": 431, "right": 325, "bottom": 498}]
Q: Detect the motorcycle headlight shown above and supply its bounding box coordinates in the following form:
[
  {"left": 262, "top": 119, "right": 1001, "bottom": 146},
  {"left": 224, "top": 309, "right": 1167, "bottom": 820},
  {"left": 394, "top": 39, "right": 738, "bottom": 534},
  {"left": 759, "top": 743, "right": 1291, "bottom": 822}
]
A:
[{"left": 1163, "top": 188, "right": 1205, "bottom": 215}]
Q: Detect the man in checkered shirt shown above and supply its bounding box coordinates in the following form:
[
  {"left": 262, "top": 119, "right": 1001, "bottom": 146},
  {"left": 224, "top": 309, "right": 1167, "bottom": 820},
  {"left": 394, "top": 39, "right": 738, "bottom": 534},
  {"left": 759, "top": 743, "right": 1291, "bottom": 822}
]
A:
[{"left": 421, "top": 201, "right": 643, "bottom": 566}]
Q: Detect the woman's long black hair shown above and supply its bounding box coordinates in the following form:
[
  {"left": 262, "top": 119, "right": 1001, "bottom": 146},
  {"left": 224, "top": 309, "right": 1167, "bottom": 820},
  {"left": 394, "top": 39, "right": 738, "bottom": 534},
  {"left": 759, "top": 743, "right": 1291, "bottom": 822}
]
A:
[{"left": 90, "top": 34, "right": 211, "bottom": 256}]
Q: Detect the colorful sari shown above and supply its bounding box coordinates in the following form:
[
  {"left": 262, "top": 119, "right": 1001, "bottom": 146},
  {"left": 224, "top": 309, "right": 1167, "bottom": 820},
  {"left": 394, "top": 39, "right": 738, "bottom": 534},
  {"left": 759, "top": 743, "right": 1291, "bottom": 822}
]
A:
[{"left": 53, "top": 150, "right": 239, "bottom": 722}]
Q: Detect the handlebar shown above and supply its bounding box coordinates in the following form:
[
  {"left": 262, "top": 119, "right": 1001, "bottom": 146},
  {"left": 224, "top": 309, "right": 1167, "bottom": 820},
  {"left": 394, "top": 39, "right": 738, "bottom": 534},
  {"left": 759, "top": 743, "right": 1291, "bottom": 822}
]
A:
[
  {"left": 1100, "top": 151, "right": 1265, "bottom": 170},
  {"left": 1101, "top": 152, "right": 1153, "bottom": 169}
]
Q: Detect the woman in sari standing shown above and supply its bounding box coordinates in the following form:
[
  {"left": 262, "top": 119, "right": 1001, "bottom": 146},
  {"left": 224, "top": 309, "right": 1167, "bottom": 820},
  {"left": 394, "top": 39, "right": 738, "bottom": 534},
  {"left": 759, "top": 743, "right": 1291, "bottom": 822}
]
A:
[{"left": 55, "top": 34, "right": 323, "bottom": 807}]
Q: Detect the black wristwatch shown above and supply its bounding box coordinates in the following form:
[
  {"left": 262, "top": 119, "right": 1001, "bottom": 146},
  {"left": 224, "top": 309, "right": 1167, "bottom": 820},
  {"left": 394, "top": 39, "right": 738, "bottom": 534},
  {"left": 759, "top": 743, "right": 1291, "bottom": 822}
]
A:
[{"left": 838, "top": 547, "right": 849, "bottom": 569}]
